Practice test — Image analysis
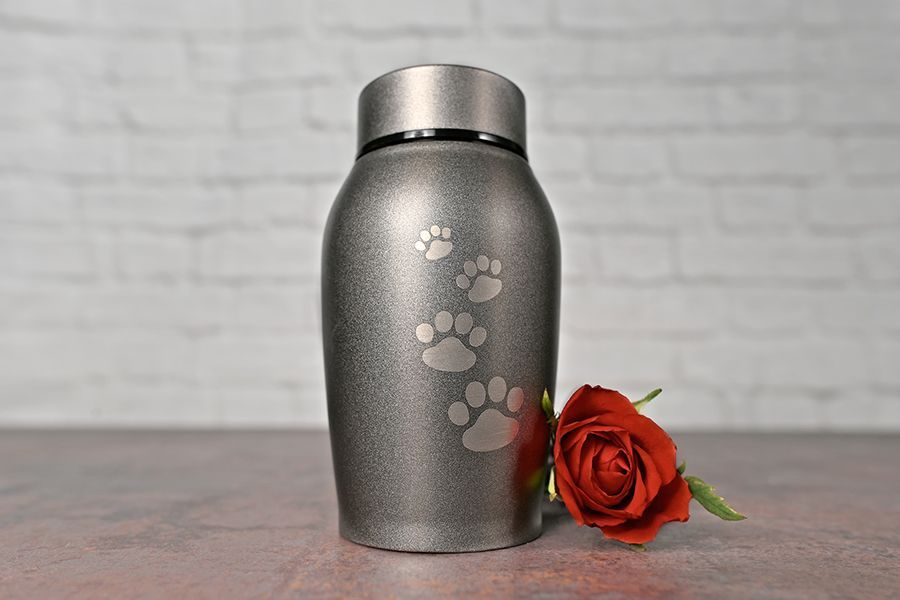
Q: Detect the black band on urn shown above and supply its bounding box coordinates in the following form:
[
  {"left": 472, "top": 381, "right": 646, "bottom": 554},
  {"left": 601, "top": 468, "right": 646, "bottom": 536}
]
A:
[{"left": 357, "top": 128, "right": 528, "bottom": 161}]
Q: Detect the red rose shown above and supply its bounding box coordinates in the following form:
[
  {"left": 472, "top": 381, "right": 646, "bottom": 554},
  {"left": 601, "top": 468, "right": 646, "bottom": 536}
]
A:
[{"left": 553, "top": 385, "right": 691, "bottom": 544}]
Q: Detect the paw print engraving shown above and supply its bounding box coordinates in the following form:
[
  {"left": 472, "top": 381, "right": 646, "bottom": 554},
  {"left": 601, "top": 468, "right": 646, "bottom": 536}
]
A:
[
  {"left": 456, "top": 255, "right": 502, "bottom": 303},
  {"left": 415, "top": 225, "right": 452, "bottom": 260},
  {"left": 415, "top": 311, "right": 486, "bottom": 372},
  {"left": 448, "top": 377, "right": 525, "bottom": 452}
]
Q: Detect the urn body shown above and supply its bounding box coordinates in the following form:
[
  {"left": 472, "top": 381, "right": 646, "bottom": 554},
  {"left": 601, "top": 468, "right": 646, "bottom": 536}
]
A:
[{"left": 322, "top": 65, "right": 560, "bottom": 552}]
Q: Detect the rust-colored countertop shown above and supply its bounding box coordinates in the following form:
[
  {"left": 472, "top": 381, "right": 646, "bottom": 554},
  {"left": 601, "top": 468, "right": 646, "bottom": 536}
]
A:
[{"left": 1, "top": 431, "right": 898, "bottom": 598}]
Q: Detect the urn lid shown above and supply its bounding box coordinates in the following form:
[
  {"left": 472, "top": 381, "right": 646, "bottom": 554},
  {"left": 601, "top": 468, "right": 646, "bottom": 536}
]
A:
[{"left": 356, "top": 64, "right": 527, "bottom": 160}]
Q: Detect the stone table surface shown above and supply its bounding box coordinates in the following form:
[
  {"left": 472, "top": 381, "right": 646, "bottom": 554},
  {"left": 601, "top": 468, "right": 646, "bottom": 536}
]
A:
[{"left": 1, "top": 431, "right": 898, "bottom": 599}]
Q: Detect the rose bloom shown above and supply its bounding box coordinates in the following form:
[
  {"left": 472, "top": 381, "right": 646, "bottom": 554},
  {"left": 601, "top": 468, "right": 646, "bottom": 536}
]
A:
[{"left": 553, "top": 385, "right": 691, "bottom": 544}]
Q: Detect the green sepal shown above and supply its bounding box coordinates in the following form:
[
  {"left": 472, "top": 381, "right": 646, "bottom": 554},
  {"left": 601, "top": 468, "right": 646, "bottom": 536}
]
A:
[
  {"left": 677, "top": 461, "right": 686, "bottom": 474},
  {"left": 632, "top": 388, "right": 662, "bottom": 413},
  {"left": 627, "top": 543, "right": 646, "bottom": 552},
  {"left": 684, "top": 475, "right": 746, "bottom": 521},
  {"left": 547, "top": 467, "right": 558, "bottom": 502},
  {"left": 541, "top": 389, "right": 558, "bottom": 429}
]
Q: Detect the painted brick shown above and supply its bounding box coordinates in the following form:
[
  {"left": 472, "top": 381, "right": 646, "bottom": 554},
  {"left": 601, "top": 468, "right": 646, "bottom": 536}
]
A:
[
  {"left": 0, "top": 284, "right": 80, "bottom": 329},
  {"left": 841, "top": 138, "right": 900, "bottom": 178},
  {"left": 564, "top": 287, "right": 721, "bottom": 336},
  {"left": 548, "top": 87, "right": 712, "bottom": 130},
  {"left": 641, "top": 387, "right": 738, "bottom": 430},
  {"left": 529, "top": 133, "right": 589, "bottom": 179},
  {"left": 548, "top": 182, "right": 715, "bottom": 232},
  {"left": 231, "top": 286, "right": 320, "bottom": 333},
  {"left": 665, "top": 34, "right": 797, "bottom": 79},
  {"left": 673, "top": 134, "right": 835, "bottom": 180},
  {"left": 725, "top": 289, "right": 813, "bottom": 336},
  {"left": 92, "top": 384, "right": 217, "bottom": 426},
  {"left": 107, "top": 39, "right": 188, "bottom": 84},
  {"left": 586, "top": 39, "right": 663, "bottom": 79},
  {"left": 236, "top": 88, "right": 305, "bottom": 132},
  {"left": 814, "top": 291, "right": 900, "bottom": 335},
  {"left": 717, "top": 186, "right": 799, "bottom": 230},
  {"left": 803, "top": 87, "right": 900, "bottom": 129},
  {"left": 557, "top": 337, "right": 678, "bottom": 391},
  {"left": 557, "top": 0, "right": 672, "bottom": 32},
  {"left": 195, "top": 335, "right": 322, "bottom": 386},
  {"left": 241, "top": 39, "right": 346, "bottom": 83},
  {"left": 114, "top": 234, "right": 192, "bottom": 281},
  {"left": 0, "top": 232, "right": 95, "bottom": 280},
  {"left": 306, "top": 85, "right": 355, "bottom": 130},
  {"left": 718, "top": 0, "right": 793, "bottom": 25},
  {"left": 479, "top": 0, "right": 549, "bottom": 32},
  {"left": 713, "top": 85, "right": 797, "bottom": 127},
  {"left": 0, "top": 180, "right": 77, "bottom": 223},
  {"left": 681, "top": 340, "right": 866, "bottom": 388},
  {"left": 235, "top": 183, "right": 327, "bottom": 228},
  {"left": 241, "top": 0, "right": 306, "bottom": 31},
  {"left": 128, "top": 138, "right": 208, "bottom": 180},
  {"left": 860, "top": 236, "right": 900, "bottom": 281},
  {"left": 0, "top": 80, "right": 64, "bottom": 125},
  {"left": 198, "top": 230, "right": 320, "bottom": 281},
  {"left": 90, "top": 0, "right": 242, "bottom": 32},
  {"left": 79, "top": 288, "right": 231, "bottom": 332},
  {"left": 122, "top": 92, "right": 231, "bottom": 132},
  {"left": 799, "top": 34, "right": 900, "bottom": 83},
  {"left": 677, "top": 237, "right": 853, "bottom": 282},
  {"left": 805, "top": 186, "right": 900, "bottom": 230},
  {"left": 187, "top": 41, "right": 242, "bottom": 85},
  {"left": 589, "top": 137, "right": 669, "bottom": 180},
  {"left": 598, "top": 235, "right": 673, "bottom": 282},
  {"left": 317, "top": 0, "right": 473, "bottom": 33},
  {"left": 82, "top": 184, "right": 232, "bottom": 231},
  {"left": 217, "top": 388, "right": 304, "bottom": 426}
]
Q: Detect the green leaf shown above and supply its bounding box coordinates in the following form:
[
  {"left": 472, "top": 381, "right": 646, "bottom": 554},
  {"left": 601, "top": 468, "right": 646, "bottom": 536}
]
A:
[
  {"left": 684, "top": 475, "right": 746, "bottom": 521},
  {"left": 632, "top": 388, "right": 662, "bottom": 413},
  {"left": 547, "top": 467, "right": 558, "bottom": 502},
  {"left": 627, "top": 543, "right": 646, "bottom": 552},
  {"left": 677, "top": 461, "right": 686, "bottom": 474},
  {"left": 541, "top": 389, "right": 558, "bottom": 429}
]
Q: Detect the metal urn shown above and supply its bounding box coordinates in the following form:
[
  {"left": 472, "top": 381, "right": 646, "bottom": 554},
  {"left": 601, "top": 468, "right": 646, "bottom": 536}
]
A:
[{"left": 322, "top": 64, "right": 560, "bottom": 552}]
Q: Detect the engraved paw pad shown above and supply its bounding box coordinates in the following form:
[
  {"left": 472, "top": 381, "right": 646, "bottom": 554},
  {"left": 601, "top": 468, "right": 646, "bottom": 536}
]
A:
[
  {"left": 456, "top": 255, "right": 502, "bottom": 303},
  {"left": 416, "top": 311, "right": 486, "bottom": 372},
  {"left": 415, "top": 225, "right": 452, "bottom": 260},
  {"left": 448, "top": 377, "right": 524, "bottom": 452}
]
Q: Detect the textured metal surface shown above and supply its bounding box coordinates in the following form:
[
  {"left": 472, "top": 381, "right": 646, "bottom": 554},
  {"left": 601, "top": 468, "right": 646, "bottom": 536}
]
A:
[
  {"left": 3, "top": 431, "right": 899, "bottom": 598},
  {"left": 357, "top": 65, "right": 526, "bottom": 154},
  {"left": 322, "top": 137, "right": 559, "bottom": 551}
]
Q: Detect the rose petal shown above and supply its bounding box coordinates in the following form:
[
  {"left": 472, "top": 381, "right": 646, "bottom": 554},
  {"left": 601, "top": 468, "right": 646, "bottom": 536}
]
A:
[
  {"left": 619, "top": 458, "right": 649, "bottom": 515},
  {"left": 633, "top": 445, "right": 663, "bottom": 505},
  {"left": 576, "top": 436, "right": 599, "bottom": 491},
  {"left": 596, "top": 470, "right": 628, "bottom": 496},
  {"left": 616, "top": 413, "right": 678, "bottom": 484},
  {"left": 597, "top": 442, "right": 624, "bottom": 471},
  {"left": 566, "top": 481, "right": 632, "bottom": 527},
  {"left": 553, "top": 460, "right": 586, "bottom": 525},
  {"left": 600, "top": 474, "right": 692, "bottom": 544},
  {"left": 561, "top": 425, "right": 626, "bottom": 482},
  {"left": 558, "top": 386, "right": 638, "bottom": 425}
]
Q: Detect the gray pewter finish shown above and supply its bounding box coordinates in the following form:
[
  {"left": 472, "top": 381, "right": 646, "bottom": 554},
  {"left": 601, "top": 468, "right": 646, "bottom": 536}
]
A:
[
  {"left": 357, "top": 64, "right": 527, "bottom": 152},
  {"left": 322, "top": 141, "right": 559, "bottom": 552},
  {"left": 323, "top": 64, "right": 559, "bottom": 553}
]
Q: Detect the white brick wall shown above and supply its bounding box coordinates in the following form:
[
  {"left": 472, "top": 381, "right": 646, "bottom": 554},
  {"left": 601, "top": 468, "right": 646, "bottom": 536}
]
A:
[{"left": 1, "top": 0, "right": 898, "bottom": 430}]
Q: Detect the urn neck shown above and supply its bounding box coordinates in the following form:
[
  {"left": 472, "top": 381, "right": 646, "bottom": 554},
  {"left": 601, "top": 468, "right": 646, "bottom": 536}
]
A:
[{"left": 355, "top": 128, "right": 527, "bottom": 161}]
